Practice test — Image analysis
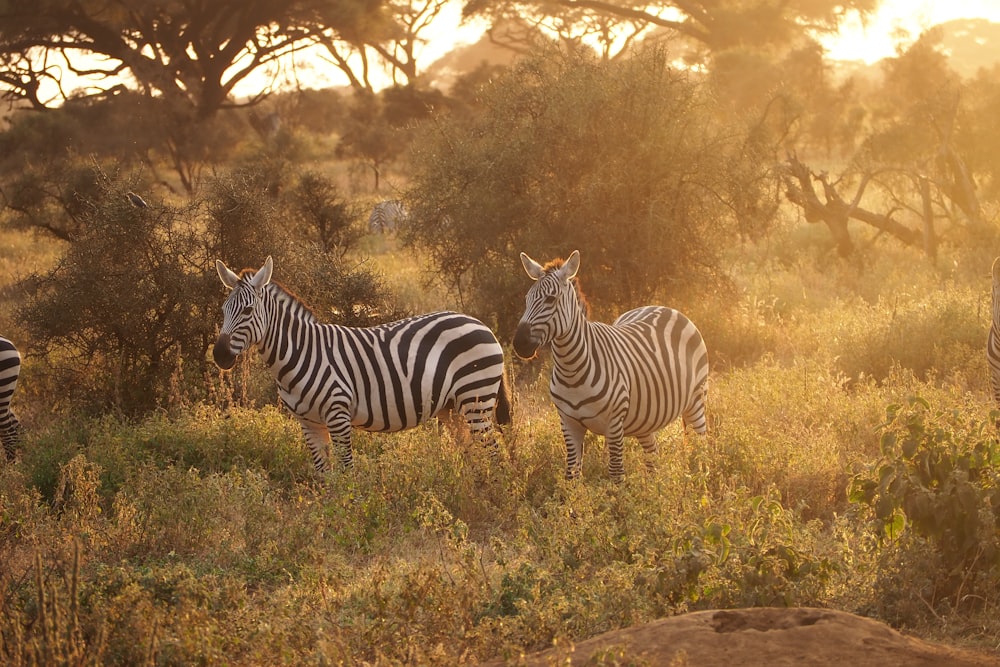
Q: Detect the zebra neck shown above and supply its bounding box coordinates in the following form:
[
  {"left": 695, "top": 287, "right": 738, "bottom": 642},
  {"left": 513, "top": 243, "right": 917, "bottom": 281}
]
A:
[
  {"left": 257, "top": 286, "right": 322, "bottom": 369},
  {"left": 550, "top": 314, "right": 595, "bottom": 378}
]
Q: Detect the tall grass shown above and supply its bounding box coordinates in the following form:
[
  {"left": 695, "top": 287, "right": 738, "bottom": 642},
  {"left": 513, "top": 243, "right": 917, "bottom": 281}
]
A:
[{"left": 3, "top": 225, "right": 1000, "bottom": 663}]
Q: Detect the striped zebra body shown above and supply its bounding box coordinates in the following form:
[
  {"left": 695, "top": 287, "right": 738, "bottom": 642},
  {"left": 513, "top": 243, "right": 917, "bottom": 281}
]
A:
[
  {"left": 988, "top": 258, "right": 1000, "bottom": 417},
  {"left": 368, "top": 200, "right": 408, "bottom": 234},
  {"left": 214, "top": 256, "right": 510, "bottom": 473},
  {"left": 514, "top": 250, "right": 708, "bottom": 479},
  {"left": 0, "top": 336, "right": 22, "bottom": 461}
]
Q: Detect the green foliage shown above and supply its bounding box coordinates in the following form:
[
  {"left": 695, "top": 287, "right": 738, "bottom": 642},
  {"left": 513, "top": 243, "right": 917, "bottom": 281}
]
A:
[
  {"left": 404, "top": 45, "right": 778, "bottom": 330},
  {"left": 850, "top": 396, "right": 1000, "bottom": 611}
]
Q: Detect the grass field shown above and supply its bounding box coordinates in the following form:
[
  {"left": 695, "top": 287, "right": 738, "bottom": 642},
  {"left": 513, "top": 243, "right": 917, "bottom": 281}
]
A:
[{"left": 3, "top": 220, "right": 1000, "bottom": 665}]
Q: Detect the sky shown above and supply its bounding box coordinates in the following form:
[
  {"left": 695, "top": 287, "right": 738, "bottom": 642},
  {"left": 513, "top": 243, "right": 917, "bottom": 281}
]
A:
[{"left": 820, "top": 0, "right": 1000, "bottom": 63}]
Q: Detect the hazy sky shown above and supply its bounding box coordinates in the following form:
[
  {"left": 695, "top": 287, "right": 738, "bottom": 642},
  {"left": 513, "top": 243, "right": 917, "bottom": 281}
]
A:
[{"left": 822, "top": 0, "right": 1000, "bottom": 62}]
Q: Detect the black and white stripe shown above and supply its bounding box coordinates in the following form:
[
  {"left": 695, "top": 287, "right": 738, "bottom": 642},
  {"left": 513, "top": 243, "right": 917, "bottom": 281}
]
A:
[
  {"left": 0, "top": 336, "right": 23, "bottom": 461},
  {"left": 513, "top": 250, "right": 709, "bottom": 479},
  {"left": 367, "top": 200, "right": 408, "bottom": 234},
  {"left": 988, "top": 258, "right": 1000, "bottom": 419},
  {"left": 213, "top": 256, "right": 510, "bottom": 472}
]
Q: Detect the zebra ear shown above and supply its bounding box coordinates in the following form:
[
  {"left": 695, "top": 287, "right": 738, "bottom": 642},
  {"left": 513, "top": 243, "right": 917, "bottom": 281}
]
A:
[
  {"left": 560, "top": 250, "right": 581, "bottom": 281},
  {"left": 521, "top": 252, "right": 545, "bottom": 281},
  {"left": 249, "top": 256, "right": 274, "bottom": 290},
  {"left": 216, "top": 260, "right": 241, "bottom": 290}
]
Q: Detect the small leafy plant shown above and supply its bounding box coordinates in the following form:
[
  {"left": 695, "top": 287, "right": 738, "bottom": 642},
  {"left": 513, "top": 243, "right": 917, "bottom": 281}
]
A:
[{"left": 850, "top": 396, "right": 1000, "bottom": 604}]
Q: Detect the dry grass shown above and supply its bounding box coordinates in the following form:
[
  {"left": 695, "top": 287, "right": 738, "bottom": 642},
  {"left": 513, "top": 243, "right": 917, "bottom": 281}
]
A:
[{"left": 2, "top": 211, "right": 1000, "bottom": 664}]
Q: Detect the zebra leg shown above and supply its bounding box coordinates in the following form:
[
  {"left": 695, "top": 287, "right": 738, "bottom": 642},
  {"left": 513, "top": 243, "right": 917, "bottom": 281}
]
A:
[
  {"left": 560, "top": 415, "right": 587, "bottom": 479},
  {"left": 298, "top": 419, "right": 333, "bottom": 473},
  {"left": 458, "top": 396, "right": 501, "bottom": 458},
  {"left": 638, "top": 434, "right": 658, "bottom": 472},
  {"left": 0, "top": 411, "right": 20, "bottom": 461},
  {"left": 682, "top": 382, "right": 709, "bottom": 435},
  {"left": 328, "top": 413, "right": 355, "bottom": 470},
  {"left": 990, "top": 370, "right": 1000, "bottom": 429},
  {"left": 606, "top": 424, "right": 627, "bottom": 481}
]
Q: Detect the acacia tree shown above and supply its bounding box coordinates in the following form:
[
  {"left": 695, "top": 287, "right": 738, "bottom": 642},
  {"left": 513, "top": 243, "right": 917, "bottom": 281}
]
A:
[
  {"left": 0, "top": 0, "right": 388, "bottom": 191},
  {"left": 780, "top": 29, "right": 999, "bottom": 260},
  {"left": 315, "top": 0, "right": 454, "bottom": 88},
  {"left": 465, "top": 0, "right": 880, "bottom": 64},
  {"left": 404, "top": 46, "right": 779, "bottom": 333}
]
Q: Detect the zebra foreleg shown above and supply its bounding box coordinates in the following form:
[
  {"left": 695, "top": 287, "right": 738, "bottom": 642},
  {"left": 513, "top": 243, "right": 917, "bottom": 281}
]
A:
[
  {"left": 606, "top": 424, "right": 628, "bottom": 481},
  {"left": 559, "top": 415, "right": 587, "bottom": 480},
  {"left": 298, "top": 420, "right": 333, "bottom": 473}
]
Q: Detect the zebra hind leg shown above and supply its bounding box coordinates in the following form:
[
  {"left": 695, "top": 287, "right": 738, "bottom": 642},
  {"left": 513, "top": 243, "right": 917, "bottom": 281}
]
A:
[
  {"left": 0, "top": 414, "right": 22, "bottom": 461},
  {"left": 637, "top": 434, "right": 658, "bottom": 473},
  {"left": 682, "top": 383, "right": 709, "bottom": 435},
  {"left": 457, "top": 396, "right": 503, "bottom": 465},
  {"left": 299, "top": 419, "right": 334, "bottom": 474},
  {"left": 0, "top": 412, "right": 20, "bottom": 461}
]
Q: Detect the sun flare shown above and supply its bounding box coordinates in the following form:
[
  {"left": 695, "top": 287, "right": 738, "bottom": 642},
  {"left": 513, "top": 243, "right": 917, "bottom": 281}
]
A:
[{"left": 821, "top": 0, "right": 1000, "bottom": 63}]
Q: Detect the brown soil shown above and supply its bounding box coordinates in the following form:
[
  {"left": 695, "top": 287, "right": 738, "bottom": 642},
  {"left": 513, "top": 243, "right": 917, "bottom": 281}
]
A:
[{"left": 483, "top": 607, "right": 1000, "bottom": 666}]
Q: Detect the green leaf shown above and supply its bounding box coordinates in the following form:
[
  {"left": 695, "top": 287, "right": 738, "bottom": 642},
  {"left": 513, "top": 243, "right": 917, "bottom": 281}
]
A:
[
  {"left": 883, "top": 511, "right": 906, "bottom": 541},
  {"left": 880, "top": 431, "right": 897, "bottom": 456},
  {"left": 875, "top": 495, "right": 895, "bottom": 520}
]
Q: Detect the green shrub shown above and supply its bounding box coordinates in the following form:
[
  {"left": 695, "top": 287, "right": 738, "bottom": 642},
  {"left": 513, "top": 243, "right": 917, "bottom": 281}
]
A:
[{"left": 850, "top": 396, "right": 1000, "bottom": 617}]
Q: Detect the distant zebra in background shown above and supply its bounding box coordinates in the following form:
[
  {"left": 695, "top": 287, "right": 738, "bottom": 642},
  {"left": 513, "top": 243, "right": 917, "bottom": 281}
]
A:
[
  {"left": 988, "top": 258, "right": 1000, "bottom": 421},
  {"left": 368, "top": 200, "right": 408, "bottom": 234},
  {"left": 513, "top": 250, "right": 709, "bottom": 480},
  {"left": 0, "top": 336, "right": 23, "bottom": 461},
  {"left": 213, "top": 256, "right": 511, "bottom": 473}
]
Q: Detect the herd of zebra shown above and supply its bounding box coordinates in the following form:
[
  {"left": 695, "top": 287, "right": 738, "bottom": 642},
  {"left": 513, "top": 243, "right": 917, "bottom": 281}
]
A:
[{"left": 3, "top": 253, "right": 1000, "bottom": 478}]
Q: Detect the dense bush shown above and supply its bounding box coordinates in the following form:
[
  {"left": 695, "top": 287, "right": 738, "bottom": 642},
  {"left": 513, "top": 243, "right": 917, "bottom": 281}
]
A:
[
  {"left": 15, "top": 168, "right": 404, "bottom": 415},
  {"left": 404, "top": 45, "right": 780, "bottom": 331}
]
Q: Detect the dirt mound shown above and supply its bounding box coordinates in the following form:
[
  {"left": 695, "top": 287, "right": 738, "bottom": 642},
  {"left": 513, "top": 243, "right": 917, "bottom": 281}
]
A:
[{"left": 485, "top": 607, "right": 1000, "bottom": 666}]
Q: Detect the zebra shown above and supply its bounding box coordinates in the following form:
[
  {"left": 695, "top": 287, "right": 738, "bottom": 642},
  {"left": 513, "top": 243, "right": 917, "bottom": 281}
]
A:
[
  {"left": 213, "top": 256, "right": 511, "bottom": 473},
  {"left": 988, "top": 257, "right": 1000, "bottom": 422},
  {"left": 513, "top": 250, "right": 709, "bottom": 480},
  {"left": 368, "top": 200, "right": 408, "bottom": 234},
  {"left": 0, "top": 336, "right": 23, "bottom": 461}
]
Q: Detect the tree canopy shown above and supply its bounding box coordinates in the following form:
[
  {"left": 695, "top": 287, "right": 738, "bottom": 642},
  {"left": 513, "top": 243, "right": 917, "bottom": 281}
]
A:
[
  {"left": 465, "top": 0, "right": 881, "bottom": 62},
  {"left": 404, "top": 46, "right": 779, "bottom": 332},
  {"left": 0, "top": 0, "right": 387, "bottom": 116}
]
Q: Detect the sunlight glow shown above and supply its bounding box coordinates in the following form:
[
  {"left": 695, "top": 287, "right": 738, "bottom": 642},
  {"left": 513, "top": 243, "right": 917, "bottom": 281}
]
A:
[{"left": 820, "top": 0, "right": 1000, "bottom": 63}]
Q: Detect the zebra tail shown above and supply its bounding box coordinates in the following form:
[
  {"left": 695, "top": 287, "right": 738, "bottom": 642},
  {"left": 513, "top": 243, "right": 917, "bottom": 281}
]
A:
[{"left": 495, "top": 374, "right": 512, "bottom": 426}]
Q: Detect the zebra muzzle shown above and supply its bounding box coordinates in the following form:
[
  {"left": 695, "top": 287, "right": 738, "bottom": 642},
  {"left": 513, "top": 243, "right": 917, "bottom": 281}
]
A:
[
  {"left": 513, "top": 323, "right": 540, "bottom": 359},
  {"left": 213, "top": 334, "right": 238, "bottom": 370}
]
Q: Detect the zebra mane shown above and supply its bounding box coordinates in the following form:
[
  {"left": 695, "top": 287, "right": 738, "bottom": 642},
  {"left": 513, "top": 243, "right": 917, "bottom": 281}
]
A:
[
  {"left": 543, "top": 257, "right": 591, "bottom": 318},
  {"left": 266, "top": 281, "right": 319, "bottom": 323}
]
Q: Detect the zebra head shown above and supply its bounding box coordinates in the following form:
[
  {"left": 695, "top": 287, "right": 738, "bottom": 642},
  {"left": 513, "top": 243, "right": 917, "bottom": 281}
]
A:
[
  {"left": 213, "top": 256, "right": 274, "bottom": 370},
  {"left": 513, "top": 250, "right": 581, "bottom": 359}
]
